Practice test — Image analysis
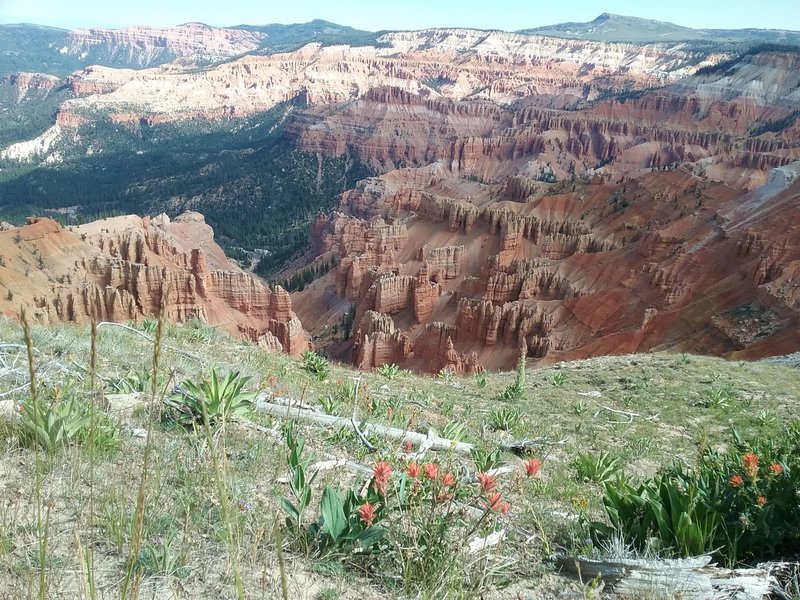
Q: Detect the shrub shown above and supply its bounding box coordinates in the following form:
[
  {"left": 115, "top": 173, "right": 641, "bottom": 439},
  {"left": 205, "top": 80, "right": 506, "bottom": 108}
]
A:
[{"left": 497, "top": 349, "right": 526, "bottom": 401}]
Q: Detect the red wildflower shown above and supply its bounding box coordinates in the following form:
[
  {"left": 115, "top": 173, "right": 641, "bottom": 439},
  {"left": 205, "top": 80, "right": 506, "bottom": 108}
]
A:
[
  {"left": 498, "top": 501, "right": 511, "bottom": 515},
  {"left": 403, "top": 440, "right": 414, "bottom": 453},
  {"left": 406, "top": 462, "right": 420, "bottom": 478},
  {"left": 268, "top": 375, "right": 277, "bottom": 386},
  {"left": 486, "top": 492, "right": 503, "bottom": 511},
  {"left": 357, "top": 502, "right": 377, "bottom": 526},
  {"left": 524, "top": 458, "right": 542, "bottom": 478},
  {"left": 476, "top": 472, "right": 497, "bottom": 492},
  {"left": 757, "top": 496, "right": 767, "bottom": 506},
  {"left": 743, "top": 453, "right": 759, "bottom": 479},
  {"left": 440, "top": 472, "right": 456, "bottom": 487},
  {"left": 423, "top": 463, "right": 439, "bottom": 480},
  {"left": 769, "top": 463, "right": 783, "bottom": 476},
  {"left": 372, "top": 461, "right": 392, "bottom": 494},
  {"left": 730, "top": 474, "right": 744, "bottom": 487}
]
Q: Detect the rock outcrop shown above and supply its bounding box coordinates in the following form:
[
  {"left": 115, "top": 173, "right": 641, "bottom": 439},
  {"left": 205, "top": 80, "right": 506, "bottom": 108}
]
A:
[{"left": 0, "top": 213, "right": 309, "bottom": 356}]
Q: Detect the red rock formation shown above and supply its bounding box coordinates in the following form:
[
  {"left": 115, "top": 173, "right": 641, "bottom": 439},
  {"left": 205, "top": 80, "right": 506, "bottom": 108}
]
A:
[{"left": 0, "top": 213, "right": 309, "bottom": 356}]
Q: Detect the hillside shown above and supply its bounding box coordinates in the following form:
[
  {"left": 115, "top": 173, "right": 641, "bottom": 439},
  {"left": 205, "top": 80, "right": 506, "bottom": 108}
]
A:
[
  {"left": 0, "top": 315, "right": 798, "bottom": 597},
  {"left": 522, "top": 12, "right": 800, "bottom": 45}
]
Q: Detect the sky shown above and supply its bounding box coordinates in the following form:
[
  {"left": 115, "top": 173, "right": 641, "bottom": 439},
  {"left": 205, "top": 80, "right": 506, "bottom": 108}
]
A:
[{"left": 2, "top": 0, "right": 800, "bottom": 32}]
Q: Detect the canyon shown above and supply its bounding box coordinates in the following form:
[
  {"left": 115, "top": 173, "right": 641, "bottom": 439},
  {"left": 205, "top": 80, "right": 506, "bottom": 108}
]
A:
[{"left": 0, "top": 18, "right": 798, "bottom": 369}]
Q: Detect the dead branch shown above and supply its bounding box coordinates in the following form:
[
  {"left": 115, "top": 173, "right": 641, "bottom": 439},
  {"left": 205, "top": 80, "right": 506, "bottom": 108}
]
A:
[
  {"left": 594, "top": 402, "right": 659, "bottom": 424},
  {"left": 255, "top": 399, "right": 473, "bottom": 454}
]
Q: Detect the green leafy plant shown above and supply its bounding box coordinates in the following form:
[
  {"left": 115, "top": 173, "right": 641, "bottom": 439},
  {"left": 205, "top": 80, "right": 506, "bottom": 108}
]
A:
[
  {"left": 169, "top": 370, "right": 256, "bottom": 427},
  {"left": 137, "top": 533, "right": 186, "bottom": 577},
  {"left": 488, "top": 407, "right": 521, "bottom": 431},
  {"left": 550, "top": 372, "right": 567, "bottom": 387},
  {"left": 473, "top": 371, "right": 488, "bottom": 389},
  {"left": 376, "top": 363, "right": 402, "bottom": 380},
  {"left": 281, "top": 424, "right": 384, "bottom": 556},
  {"left": 105, "top": 370, "right": 151, "bottom": 394},
  {"left": 436, "top": 367, "right": 455, "bottom": 384},
  {"left": 303, "top": 351, "right": 330, "bottom": 381},
  {"left": 18, "top": 389, "right": 118, "bottom": 454},
  {"left": 440, "top": 421, "right": 469, "bottom": 443},
  {"left": 703, "top": 384, "right": 734, "bottom": 409},
  {"left": 590, "top": 424, "right": 800, "bottom": 564},
  {"left": 572, "top": 451, "right": 623, "bottom": 484},
  {"left": 497, "top": 349, "right": 526, "bottom": 401},
  {"left": 471, "top": 447, "right": 504, "bottom": 473}
]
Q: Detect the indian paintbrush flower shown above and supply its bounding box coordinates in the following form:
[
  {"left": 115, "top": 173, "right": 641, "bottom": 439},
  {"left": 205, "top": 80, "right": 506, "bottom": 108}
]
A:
[{"left": 524, "top": 458, "right": 542, "bottom": 477}]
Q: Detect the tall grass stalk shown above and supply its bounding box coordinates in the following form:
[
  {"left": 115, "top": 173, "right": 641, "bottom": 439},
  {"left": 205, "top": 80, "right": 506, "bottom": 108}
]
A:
[
  {"left": 21, "top": 309, "right": 50, "bottom": 600},
  {"left": 121, "top": 295, "right": 167, "bottom": 599},
  {"left": 197, "top": 383, "right": 245, "bottom": 598}
]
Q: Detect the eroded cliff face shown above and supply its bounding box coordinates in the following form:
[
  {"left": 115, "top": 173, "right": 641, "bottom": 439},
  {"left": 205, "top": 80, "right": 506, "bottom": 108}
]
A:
[
  {"left": 63, "top": 24, "right": 267, "bottom": 68},
  {"left": 42, "top": 30, "right": 717, "bottom": 127},
  {"left": 292, "top": 50, "right": 800, "bottom": 372},
  {"left": 0, "top": 213, "right": 309, "bottom": 356}
]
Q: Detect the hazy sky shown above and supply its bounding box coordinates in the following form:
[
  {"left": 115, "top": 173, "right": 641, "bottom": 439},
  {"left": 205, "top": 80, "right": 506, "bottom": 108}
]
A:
[{"left": 2, "top": 0, "right": 799, "bottom": 32}]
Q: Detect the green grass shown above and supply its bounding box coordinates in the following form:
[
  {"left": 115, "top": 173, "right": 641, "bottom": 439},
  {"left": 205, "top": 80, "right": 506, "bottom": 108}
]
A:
[{"left": 0, "top": 315, "right": 799, "bottom": 597}]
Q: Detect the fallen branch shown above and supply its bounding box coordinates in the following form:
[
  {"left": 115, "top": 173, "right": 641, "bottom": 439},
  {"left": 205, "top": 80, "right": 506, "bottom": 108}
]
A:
[
  {"left": 256, "top": 400, "right": 473, "bottom": 454},
  {"left": 594, "top": 402, "right": 659, "bottom": 424}
]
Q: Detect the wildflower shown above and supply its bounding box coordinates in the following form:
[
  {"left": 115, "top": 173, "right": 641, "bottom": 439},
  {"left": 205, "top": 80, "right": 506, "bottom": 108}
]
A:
[
  {"left": 403, "top": 440, "right": 414, "bottom": 453},
  {"left": 524, "top": 458, "right": 542, "bottom": 478},
  {"left": 743, "top": 453, "right": 759, "bottom": 479},
  {"left": 769, "top": 463, "right": 783, "bottom": 476},
  {"left": 358, "top": 502, "right": 377, "bottom": 526},
  {"left": 476, "top": 472, "right": 497, "bottom": 492},
  {"left": 423, "top": 463, "right": 439, "bottom": 480},
  {"left": 730, "top": 474, "right": 744, "bottom": 487},
  {"left": 486, "top": 492, "right": 503, "bottom": 511},
  {"left": 237, "top": 499, "right": 253, "bottom": 512},
  {"left": 406, "top": 462, "right": 420, "bottom": 478},
  {"left": 440, "top": 472, "right": 456, "bottom": 487},
  {"left": 757, "top": 496, "right": 767, "bottom": 506},
  {"left": 268, "top": 375, "right": 277, "bottom": 386},
  {"left": 498, "top": 501, "right": 511, "bottom": 515},
  {"left": 372, "top": 461, "right": 392, "bottom": 494}
]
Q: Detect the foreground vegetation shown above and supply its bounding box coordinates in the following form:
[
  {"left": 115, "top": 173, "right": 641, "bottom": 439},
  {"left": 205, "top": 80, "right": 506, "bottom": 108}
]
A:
[{"left": 0, "top": 315, "right": 799, "bottom": 599}]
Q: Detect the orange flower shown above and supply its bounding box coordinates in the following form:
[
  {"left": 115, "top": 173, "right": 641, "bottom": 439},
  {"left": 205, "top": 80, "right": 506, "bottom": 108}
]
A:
[
  {"left": 406, "top": 462, "right": 420, "bottom": 478},
  {"left": 372, "top": 461, "right": 392, "bottom": 494},
  {"left": 486, "top": 492, "right": 503, "bottom": 511},
  {"left": 358, "top": 502, "right": 377, "bottom": 526},
  {"left": 476, "top": 472, "right": 497, "bottom": 492},
  {"left": 730, "top": 474, "right": 744, "bottom": 487},
  {"left": 743, "top": 453, "right": 759, "bottom": 479},
  {"left": 757, "top": 496, "right": 767, "bottom": 506},
  {"left": 524, "top": 458, "right": 542, "bottom": 478},
  {"left": 423, "top": 463, "right": 439, "bottom": 480},
  {"left": 769, "top": 463, "right": 783, "bottom": 476},
  {"left": 440, "top": 472, "right": 456, "bottom": 487}
]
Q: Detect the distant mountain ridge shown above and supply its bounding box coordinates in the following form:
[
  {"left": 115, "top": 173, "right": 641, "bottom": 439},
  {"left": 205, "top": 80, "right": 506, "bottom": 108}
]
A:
[
  {"left": 3, "top": 13, "right": 800, "bottom": 78},
  {"left": 522, "top": 12, "right": 800, "bottom": 44}
]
